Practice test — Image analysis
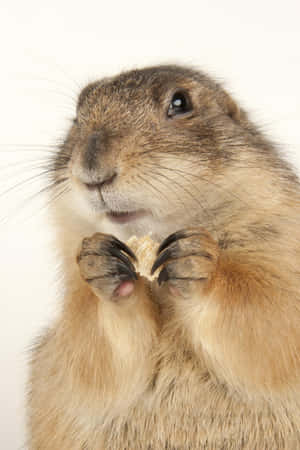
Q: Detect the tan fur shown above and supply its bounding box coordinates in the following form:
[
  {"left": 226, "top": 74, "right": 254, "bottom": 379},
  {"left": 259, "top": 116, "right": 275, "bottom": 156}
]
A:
[
  {"left": 126, "top": 235, "right": 159, "bottom": 280},
  {"left": 27, "top": 65, "right": 300, "bottom": 448}
]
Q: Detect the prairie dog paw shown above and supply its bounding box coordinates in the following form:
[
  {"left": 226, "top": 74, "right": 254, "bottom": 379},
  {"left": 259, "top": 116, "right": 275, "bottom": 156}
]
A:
[
  {"left": 151, "top": 228, "right": 219, "bottom": 297},
  {"left": 77, "top": 233, "right": 138, "bottom": 300}
]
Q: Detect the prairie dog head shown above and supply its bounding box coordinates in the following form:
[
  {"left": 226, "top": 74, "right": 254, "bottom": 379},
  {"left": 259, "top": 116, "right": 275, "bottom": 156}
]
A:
[{"left": 52, "top": 65, "right": 286, "bottom": 244}]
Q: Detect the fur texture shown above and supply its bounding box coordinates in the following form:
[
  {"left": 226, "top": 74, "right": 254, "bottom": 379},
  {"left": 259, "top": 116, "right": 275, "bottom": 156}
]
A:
[{"left": 27, "top": 65, "right": 300, "bottom": 449}]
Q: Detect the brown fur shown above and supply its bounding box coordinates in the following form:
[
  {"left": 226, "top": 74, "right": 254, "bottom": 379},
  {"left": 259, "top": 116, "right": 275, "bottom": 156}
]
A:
[{"left": 27, "top": 65, "right": 300, "bottom": 448}]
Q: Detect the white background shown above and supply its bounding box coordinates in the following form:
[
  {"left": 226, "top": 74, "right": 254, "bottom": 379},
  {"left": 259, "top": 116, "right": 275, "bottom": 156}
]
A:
[{"left": 1, "top": 1, "right": 300, "bottom": 448}]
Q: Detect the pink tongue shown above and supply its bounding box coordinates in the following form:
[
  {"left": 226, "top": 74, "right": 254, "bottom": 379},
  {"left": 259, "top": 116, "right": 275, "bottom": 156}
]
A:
[{"left": 115, "top": 280, "right": 135, "bottom": 297}]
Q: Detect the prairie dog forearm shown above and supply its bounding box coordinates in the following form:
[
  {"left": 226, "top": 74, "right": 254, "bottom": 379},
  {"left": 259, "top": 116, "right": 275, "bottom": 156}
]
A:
[
  {"left": 96, "top": 278, "right": 159, "bottom": 404},
  {"left": 28, "top": 279, "right": 159, "bottom": 449},
  {"left": 175, "top": 250, "right": 300, "bottom": 401}
]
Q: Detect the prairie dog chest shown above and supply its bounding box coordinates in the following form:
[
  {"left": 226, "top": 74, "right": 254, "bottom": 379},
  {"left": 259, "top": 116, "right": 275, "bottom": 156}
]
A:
[{"left": 99, "top": 366, "right": 288, "bottom": 450}]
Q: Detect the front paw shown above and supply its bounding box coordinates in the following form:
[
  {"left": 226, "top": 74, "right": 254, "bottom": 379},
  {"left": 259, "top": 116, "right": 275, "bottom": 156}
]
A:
[
  {"left": 151, "top": 228, "right": 219, "bottom": 297},
  {"left": 77, "top": 233, "right": 138, "bottom": 300}
]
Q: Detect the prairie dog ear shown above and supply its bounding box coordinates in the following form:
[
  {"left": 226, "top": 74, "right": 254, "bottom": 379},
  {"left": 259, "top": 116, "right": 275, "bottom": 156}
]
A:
[{"left": 219, "top": 91, "right": 240, "bottom": 121}]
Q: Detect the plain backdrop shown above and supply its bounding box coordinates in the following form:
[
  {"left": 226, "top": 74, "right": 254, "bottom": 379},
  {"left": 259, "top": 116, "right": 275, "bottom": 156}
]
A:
[{"left": 1, "top": 1, "right": 300, "bottom": 448}]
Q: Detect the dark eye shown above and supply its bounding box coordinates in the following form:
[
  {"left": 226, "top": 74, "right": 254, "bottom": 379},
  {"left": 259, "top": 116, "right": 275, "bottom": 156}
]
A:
[{"left": 167, "top": 91, "right": 192, "bottom": 118}]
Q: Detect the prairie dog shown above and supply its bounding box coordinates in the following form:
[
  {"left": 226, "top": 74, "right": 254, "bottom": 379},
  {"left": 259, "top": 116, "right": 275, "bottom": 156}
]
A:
[{"left": 28, "top": 65, "right": 300, "bottom": 449}]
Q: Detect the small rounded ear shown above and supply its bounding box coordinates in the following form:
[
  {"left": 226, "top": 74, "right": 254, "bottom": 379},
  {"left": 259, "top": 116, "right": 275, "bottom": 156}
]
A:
[{"left": 220, "top": 91, "right": 240, "bottom": 121}]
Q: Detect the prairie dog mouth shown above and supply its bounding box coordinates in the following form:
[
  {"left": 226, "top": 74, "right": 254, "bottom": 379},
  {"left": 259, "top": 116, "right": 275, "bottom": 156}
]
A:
[{"left": 106, "top": 209, "right": 148, "bottom": 224}]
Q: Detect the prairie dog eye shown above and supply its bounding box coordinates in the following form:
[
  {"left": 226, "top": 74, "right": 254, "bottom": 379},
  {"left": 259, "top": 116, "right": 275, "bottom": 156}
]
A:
[{"left": 167, "top": 91, "right": 192, "bottom": 117}]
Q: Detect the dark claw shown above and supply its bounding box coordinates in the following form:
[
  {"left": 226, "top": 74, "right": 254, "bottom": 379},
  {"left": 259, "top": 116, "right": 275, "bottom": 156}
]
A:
[
  {"left": 151, "top": 248, "right": 173, "bottom": 275},
  {"left": 109, "top": 246, "right": 137, "bottom": 275},
  {"left": 110, "top": 236, "right": 137, "bottom": 261},
  {"left": 157, "top": 230, "right": 186, "bottom": 254},
  {"left": 115, "top": 261, "right": 138, "bottom": 281},
  {"left": 158, "top": 267, "right": 169, "bottom": 285}
]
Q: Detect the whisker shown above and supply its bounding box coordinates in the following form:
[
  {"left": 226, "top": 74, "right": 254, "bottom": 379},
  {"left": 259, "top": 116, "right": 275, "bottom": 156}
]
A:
[
  {"left": 149, "top": 160, "right": 250, "bottom": 209},
  {"left": 0, "top": 151, "right": 70, "bottom": 175},
  {"left": 0, "top": 177, "right": 70, "bottom": 225},
  {"left": 144, "top": 168, "right": 194, "bottom": 217},
  {"left": 157, "top": 167, "right": 218, "bottom": 232},
  {"left": 0, "top": 158, "right": 58, "bottom": 172},
  {"left": 37, "top": 181, "right": 71, "bottom": 215},
  {"left": 156, "top": 165, "right": 219, "bottom": 225},
  {"left": 135, "top": 173, "right": 178, "bottom": 212},
  {"left": 144, "top": 151, "right": 279, "bottom": 207},
  {"left": 0, "top": 167, "right": 67, "bottom": 199},
  {"left": 0, "top": 144, "right": 60, "bottom": 151},
  {"left": 143, "top": 162, "right": 214, "bottom": 224},
  {"left": 21, "top": 177, "right": 68, "bottom": 204}
]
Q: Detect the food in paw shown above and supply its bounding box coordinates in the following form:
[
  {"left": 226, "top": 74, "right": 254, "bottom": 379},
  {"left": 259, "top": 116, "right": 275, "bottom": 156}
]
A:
[{"left": 126, "top": 235, "right": 159, "bottom": 281}]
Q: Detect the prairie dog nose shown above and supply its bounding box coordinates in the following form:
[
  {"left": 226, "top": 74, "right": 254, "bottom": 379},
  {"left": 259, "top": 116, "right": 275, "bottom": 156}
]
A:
[
  {"left": 72, "top": 162, "right": 117, "bottom": 189},
  {"left": 84, "top": 172, "right": 117, "bottom": 191},
  {"left": 85, "top": 132, "right": 105, "bottom": 171},
  {"left": 71, "top": 132, "right": 117, "bottom": 188},
  {"left": 74, "top": 131, "right": 117, "bottom": 188}
]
